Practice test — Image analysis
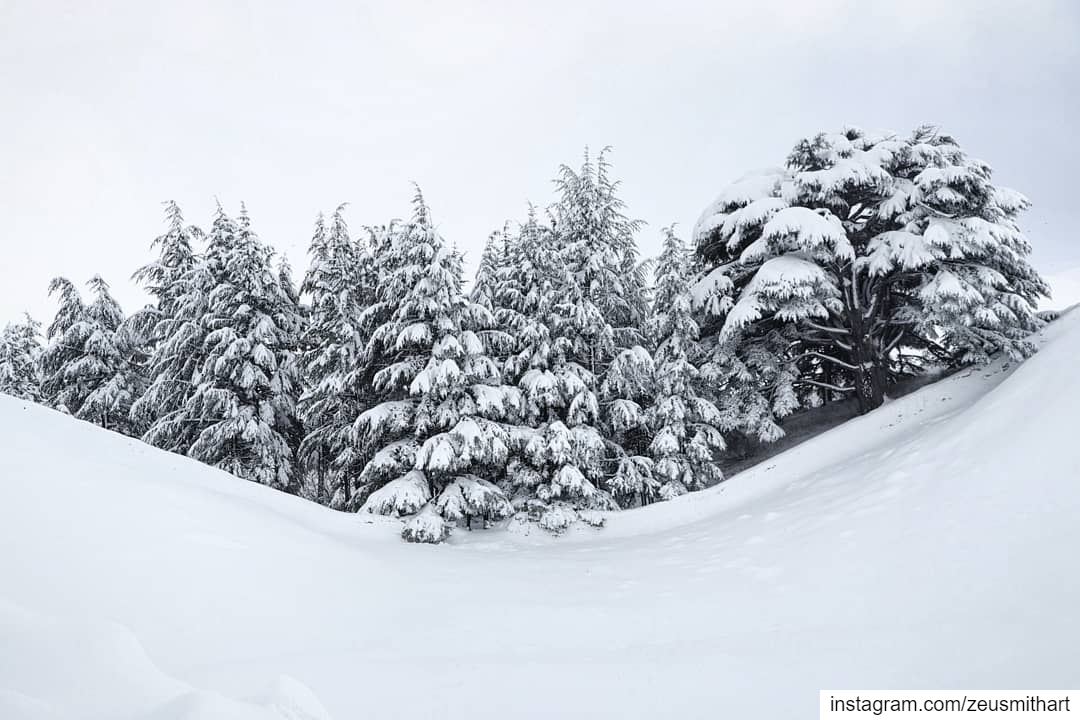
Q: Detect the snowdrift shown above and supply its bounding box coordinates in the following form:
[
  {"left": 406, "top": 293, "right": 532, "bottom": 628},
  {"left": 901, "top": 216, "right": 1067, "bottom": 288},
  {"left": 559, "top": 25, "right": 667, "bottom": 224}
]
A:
[{"left": 2, "top": 312, "right": 1080, "bottom": 719}]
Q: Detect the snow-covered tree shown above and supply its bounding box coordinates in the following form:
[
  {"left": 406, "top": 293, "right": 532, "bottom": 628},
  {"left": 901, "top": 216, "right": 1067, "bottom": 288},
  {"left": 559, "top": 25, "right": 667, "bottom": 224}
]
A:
[
  {"left": 498, "top": 206, "right": 561, "bottom": 410},
  {"left": 131, "top": 202, "right": 202, "bottom": 321},
  {"left": 470, "top": 226, "right": 508, "bottom": 314},
  {"left": 180, "top": 204, "right": 302, "bottom": 490},
  {"left": 0, "top": 314, "right": 43, "bottom": 401},
  {"left": 298, "top": 206, "right": 374, "bottom": 507},
  {"left": 355, "top": 191, "right": 521, "bottom": 542},
  {"left": 645, "top": 227, "right": 726, "bottom": 499},
  {"left": 39, "top": 277, "right": 87, "bottom": 414},
  {"left": 600, "top": 342, "right": 657, "bottom": 506},
  {"left": 273, "top": 253, "right": 307, "bottom": 478},
  {"left": 693, "top": 125, "right": 1048, "bottom": 420},
  {"left": 137, "top": 211, "right": 225, "bottom": 454},
  {"left": 531, "top": 149, "right": 656, "bottom": 524},
  {"left": 482, "top": 208, "right": 602, "bottom": 530},
  {"left": 129, "top": 201, "right": 203, "bottom": 436},
  {"left": 477, "top": 152, "right": 659, "bottom": 531},
  {"left": 78, "top": 276, "right": 146, "bottom": 434},
  {"left": 553, "top": 147, "right": 649, "bottom": 366},
  {"left": 39, "top": 276, "right": 143, "bottom": 433}
]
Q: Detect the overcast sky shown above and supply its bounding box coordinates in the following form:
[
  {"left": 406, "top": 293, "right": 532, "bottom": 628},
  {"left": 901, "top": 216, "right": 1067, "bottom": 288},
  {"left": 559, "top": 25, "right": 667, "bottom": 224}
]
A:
[{"left": 2, "top": 0, "right": 1078, "bottom": 323}]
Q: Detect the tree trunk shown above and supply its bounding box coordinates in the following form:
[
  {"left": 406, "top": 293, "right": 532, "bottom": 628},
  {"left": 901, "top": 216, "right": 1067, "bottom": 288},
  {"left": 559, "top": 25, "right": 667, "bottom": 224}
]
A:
[
  {"left": 316, "top": 450, "right": 326, "bottom": 504},
  {"left": 343, "top": 462, "right": 353, "bottom": 506},
  {"left": 848, "top": 296, "right": 886, "bottom": 415},
  {"left": 854, "top": 361, "right": 885, "bottom": 414}
]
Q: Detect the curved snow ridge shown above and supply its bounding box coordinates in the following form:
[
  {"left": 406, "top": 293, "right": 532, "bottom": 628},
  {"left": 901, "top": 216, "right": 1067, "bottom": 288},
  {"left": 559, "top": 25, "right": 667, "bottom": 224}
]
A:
[
  {"left": 0, "top": 395, "right": 402, "bottom": 549},
  {"left": 0, "top": 598, "right": 331, "bottom": 720}
]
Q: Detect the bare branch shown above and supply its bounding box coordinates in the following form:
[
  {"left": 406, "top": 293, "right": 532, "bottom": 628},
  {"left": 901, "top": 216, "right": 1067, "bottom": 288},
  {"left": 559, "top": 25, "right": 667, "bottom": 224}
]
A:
[
  {"left": 795, "top": 379, "right": 855, "bottom": 393},
  {"left": 805, "top": 321, "right": 851, "bottom": 336},
  {"left": 792, "top": 351, "right": 860, "bottom": 371},
  {"left": 883, "top": 329, "right": 905, "bottom": 354}
]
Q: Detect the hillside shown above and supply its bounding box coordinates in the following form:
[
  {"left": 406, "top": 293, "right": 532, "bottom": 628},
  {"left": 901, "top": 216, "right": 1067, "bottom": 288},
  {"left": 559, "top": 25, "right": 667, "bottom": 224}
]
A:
[{"left": 2, "top": 311, "right": 1079, "bottom": 719}]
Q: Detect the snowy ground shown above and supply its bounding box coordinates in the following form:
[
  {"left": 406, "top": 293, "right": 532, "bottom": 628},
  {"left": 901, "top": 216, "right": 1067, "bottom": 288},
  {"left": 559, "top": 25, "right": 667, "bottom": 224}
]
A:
[{"left": 3, "top": 311, "right": 1080, "bottom": 719}]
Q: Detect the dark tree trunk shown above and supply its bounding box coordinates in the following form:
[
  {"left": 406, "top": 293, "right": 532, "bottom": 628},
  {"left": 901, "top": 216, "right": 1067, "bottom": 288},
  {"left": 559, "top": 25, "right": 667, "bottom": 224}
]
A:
[
  {"left": 854, "top": 361, "right": 885, "bottom": 414},
  {"left": 849, "top": 327, "right": 885, "bottom": 414},
  {"left": 316, "top": 450, "right": 326, "bottom": 505},
  {"left": 847, "top": 289, "right": 886, "bottom": 415}
]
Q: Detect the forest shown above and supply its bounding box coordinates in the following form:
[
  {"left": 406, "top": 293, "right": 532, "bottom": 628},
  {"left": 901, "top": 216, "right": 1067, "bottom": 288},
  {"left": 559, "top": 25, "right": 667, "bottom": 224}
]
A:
[{"left": 0, "top": 126, "right": 1049, "bottom": 543}]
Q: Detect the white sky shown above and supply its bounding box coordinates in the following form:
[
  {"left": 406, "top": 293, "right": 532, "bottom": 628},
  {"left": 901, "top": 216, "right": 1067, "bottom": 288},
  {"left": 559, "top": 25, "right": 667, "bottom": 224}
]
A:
[{"left": 2, "top": 0, "right": 1078, "bottom": 323}]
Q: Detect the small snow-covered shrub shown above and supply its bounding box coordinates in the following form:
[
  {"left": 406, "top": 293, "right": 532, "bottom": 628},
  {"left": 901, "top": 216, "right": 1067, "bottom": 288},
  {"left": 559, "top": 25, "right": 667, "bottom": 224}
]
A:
[
  {"left": 538, "top": 504, "right": 577, "bottom": 534},
  {"left": 401, "top": 506, "right": 450, "bottom": 544},
  {"left": 361, "top": 471, "right": 431, "bottom": 517}
]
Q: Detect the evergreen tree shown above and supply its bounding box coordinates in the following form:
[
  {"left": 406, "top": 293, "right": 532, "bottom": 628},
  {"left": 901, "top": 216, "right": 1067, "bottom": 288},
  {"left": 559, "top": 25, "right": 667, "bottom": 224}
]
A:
[
  {"left": 131, "top": 203, "right": 207, "bottom": 447},
  {"left": 39, "top": 277, "right": 87, "bottom": 414},
  {"left": 487, "top": 151, "right": 660, "bottom": 532},
  {"left": 470, "top": 226, "right": 508, "bottom": 313},
  {"left": 693, "top": 125, "right": 1048, "bottom": 422},
  {"left": 646, "top": 227, "right": 726, "bottom": 499},
  {"left": 0, "top": 314, "right": 43, "bottom": 401},
  {"left": 181, "top": 204, "right": 302, "bottom": 490},
  {"left": 488, "top": 207, "right": 607, "bottom": 531},
  {"left": 355, "top": 191, "right": 521, "bottom": 542},
  {"left": 554, "top": 147, "right": 649, "bottom": 352},
  {"left": 40, "top": 276, "right": 143, "bottom": 433},
  {"left": 600, "top": 342, "right": 657, "bottom": 506},
  {"left": 273, "top": 253, "right": 307, "bottom": 483},
  {"left": 507, "top": 149, "right": 652, "bottom": 529},
  {"left": 131, "top": 201, "right": 202, "bottom": 322},
  {"left": 298, "top": 206, "right": 374, "bottom": 507}
]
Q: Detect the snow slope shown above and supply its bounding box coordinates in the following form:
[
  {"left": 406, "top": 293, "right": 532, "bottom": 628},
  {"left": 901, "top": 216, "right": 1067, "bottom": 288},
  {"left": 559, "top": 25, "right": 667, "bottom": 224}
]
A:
[{"left": 2, "top": 312, "right": 1080, "bottom": 719}]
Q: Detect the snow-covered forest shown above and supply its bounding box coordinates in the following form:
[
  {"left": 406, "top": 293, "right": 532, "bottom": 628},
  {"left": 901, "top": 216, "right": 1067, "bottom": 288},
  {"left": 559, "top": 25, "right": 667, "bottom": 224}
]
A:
[{"left": 0, "top": 128, "right": 1053, "bottom": 543}]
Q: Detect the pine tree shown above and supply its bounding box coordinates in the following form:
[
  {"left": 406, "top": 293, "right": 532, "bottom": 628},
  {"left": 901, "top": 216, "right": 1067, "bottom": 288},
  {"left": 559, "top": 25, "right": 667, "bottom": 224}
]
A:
[
  {"left": 498, "top": 206, "right": 561, "bottom": 412},
  {"left": 298, "top": 206, "right": 374, "bottom": 507},
  {"left": 131, "top": 203, "right": 207, "bottom": 448},
  {"left": 39, "top": 276, "right": 143, "bottom": 433},
  {"left": 131, "top": 201, "right": 202, "bottom": 321},
  {"left": 486, "top": 207, "right": 602, "bottom": 531},
  {"left": 646, "top": 227, "right": 726, "bottom": 499},
  {"left": 182, "top": 204, "right": 302, "bottom": 490},
  {"left": 470, "top": 227, "right": 508, "bottom": 313},
  {"left": 509, "top": 149, "right": 652, "bottom": 529},
  {"left": 39, "top": 277, "right": 87, "bottom": 414},
  {"left": 273, "top": 253, "right": 306, "bottom": 483},
  {"left": 355, "top": 190, "right": 521, "bottom": 542},
  {"left": 600, "top": 342, "right": 657, "bottom": 506},
  {"left": 485, "top": 151, "right": 657, "bottom": 531},
  {"left": 78, "top": 276, "right": 145, "bottom": 434},
  {"left": 0, "top": 314, "right": 43, "bottom": 401},
  {"left": 693, "top": 125, "right": 1048, "bottom": 422},
  {"left": 554, "top": 147, "right": 650, "bottom": 351}
]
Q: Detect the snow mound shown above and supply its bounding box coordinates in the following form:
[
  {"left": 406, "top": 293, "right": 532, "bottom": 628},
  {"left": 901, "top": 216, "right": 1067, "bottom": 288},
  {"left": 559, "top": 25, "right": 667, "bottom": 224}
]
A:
[
  {"left": 2, "top": 311, "right": 1080, "bottom": 718},
  {"left": 0, "top": 598, "right": 328, "bottom": 720}
]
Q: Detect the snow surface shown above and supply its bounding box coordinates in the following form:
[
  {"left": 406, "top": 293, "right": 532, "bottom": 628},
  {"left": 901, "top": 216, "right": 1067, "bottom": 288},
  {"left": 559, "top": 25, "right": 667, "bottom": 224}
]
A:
[{"left": 3, "top": 311, "right": 1080, "bottom": 718}]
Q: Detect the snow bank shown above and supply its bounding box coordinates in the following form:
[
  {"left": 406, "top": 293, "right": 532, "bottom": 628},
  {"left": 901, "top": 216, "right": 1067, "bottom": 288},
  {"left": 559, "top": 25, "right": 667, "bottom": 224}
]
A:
[
  {"left": 0, "top": 598, "right": 330, "bottom": 720},
  {"left": 1, "top": 311, "right": 1079, "bottom": 718}
]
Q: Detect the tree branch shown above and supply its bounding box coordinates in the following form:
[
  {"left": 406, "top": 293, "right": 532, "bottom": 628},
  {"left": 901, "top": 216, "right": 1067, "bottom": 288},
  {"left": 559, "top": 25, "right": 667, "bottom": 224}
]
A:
[
  {"left": 791, "top": 351, "right": 860, "bottom": 371},
  {"left": 883, "top": 329, "right": 906, "bottom": 355},
  {"left": 795, "top": 378, "right": 855, "bottom": 393},
  {"left": 805, "top": 321, "right": 851, "bottom": 336}
]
